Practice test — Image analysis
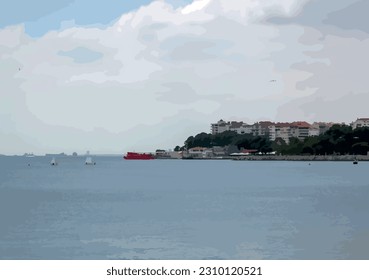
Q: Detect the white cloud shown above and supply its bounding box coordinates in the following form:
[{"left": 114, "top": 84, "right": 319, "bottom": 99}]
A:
[
  {"left": 181, "top": 0, "right": 211, "bottom": 14},
  {"left": 1, "top": 0, "right": 367, "bottom": 154}
]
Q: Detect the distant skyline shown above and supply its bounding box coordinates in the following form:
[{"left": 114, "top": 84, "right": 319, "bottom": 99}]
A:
[{"left": 1, "top": 0, "right": 369, "bottom": 155}]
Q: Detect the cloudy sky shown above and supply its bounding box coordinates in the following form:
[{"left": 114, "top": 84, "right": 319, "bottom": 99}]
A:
[{"left": 1, "top": 0, "right": 368, "bottom": 155}]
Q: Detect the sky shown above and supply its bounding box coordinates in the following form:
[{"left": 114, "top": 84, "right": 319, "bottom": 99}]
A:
[{"left": 1, "top": 0, "right": 369, "bottom": 155}]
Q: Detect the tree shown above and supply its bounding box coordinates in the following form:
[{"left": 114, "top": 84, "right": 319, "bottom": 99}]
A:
[
  {"left": 177, "top": 126, "right": 369, "bottom": 156},
  {"left": 352, "top": 142, "right": 369, "bottom": 155}
]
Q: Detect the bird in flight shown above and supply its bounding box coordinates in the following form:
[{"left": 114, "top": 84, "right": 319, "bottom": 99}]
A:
[{"left": 269, "top": 79, "right": 276, "bottom": 82}]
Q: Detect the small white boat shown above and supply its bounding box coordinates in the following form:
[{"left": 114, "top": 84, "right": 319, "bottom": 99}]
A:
[
  {"left": 50, "top": 157, "right": 58, "bottom": 166},
  {"left": 85, "top": 157, "right": 96, "bottom": 165}
]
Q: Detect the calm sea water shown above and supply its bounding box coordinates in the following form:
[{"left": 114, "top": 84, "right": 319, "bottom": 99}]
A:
[{"left": 0, "top": 156, "right": 368, "bottom": 260}]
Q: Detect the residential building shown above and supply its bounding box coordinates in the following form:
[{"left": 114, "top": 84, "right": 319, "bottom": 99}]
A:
[
  {"left": 311, "top": 122, "right": 335, "bottom": 135},
  {"left": 210, "top": 119, "right": 348, "bottom": 142},
  {"left": 351, "top": 118, "right": 369, "bottom": 129},
  {"left": 290, "top": 121, "right": 311, "bottom": 141},
  {"left": 228, "top": 121, "right": 244, "bottom": 133},
  {"left": 239, "top": 123, "right": 253, "bottom": 134},
  {"left": 211, "top": 120, "right": 252, "bottom": 135},
  {"left": 211, "top": 119, "right": 229, "bottom": 135},
  {"left": 269, "top": 123, "right": 291, "bottom": 143},
  {"left": 252, "top": 121, "right": 274, "bottom": 136},
  {"left": 308, "top": 128, "right": 320, "bottom": 137},
  {"left": 230, "top": 122, "right": 253, "bottom": 134}
]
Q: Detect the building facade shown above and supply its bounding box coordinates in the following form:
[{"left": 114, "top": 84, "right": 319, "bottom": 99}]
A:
[
  {"left": 269, "top": 123, "right": 292, "bottom": 143},
  {"left": 211, "top": 119, "right": 341, "bottom": 144},
  {"left": 351, "top": 118, "right": 369, "bottom": 129}
]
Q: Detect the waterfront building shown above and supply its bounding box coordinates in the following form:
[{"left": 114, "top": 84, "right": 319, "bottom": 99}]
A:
[
  {"left": 252, "top": 121, "right": 274, "bottom": 136},
  {"left": 240, "top": 148, "right": 258, "bottom": 155},
  {"left": 351, "top": 118, "right": 369, "bottom": 129},
  {"left": 211, "top": 119, "right": 230, "bottom": 135},
  {"left": 308, "top": 127, "right": 320, "bottom": 137},
  {"left": 211, "top": 119, "right": 346, "bottom": 143},
  {"left": 289, "top": 121, "right": 311, "bottom": 141},
  {"left": 228, "top": 121, "right": 243, "bottom": 133},
  {"left": 188, "top": 147, "right": 212, "bottom": 158},
  {"left": 269, "top": 123, "right": 292, "bottom": 143},
  {"left": 239, "top": 123, "right": 253, "bottom": 134},
  {"left": 311, "top": 122, "right": 335, "bottom": 135},
  {"left": 211, "top": 120, "right": 253, "bottom": 135},
  {"left": 155, "top": 149, "right": 182, "bottom": 159},
  {"left": 212, "top": 146, "right": 227, "bottom": 156}
]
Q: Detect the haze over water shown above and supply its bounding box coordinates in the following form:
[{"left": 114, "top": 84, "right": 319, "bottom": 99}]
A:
[{"left": 0, "top": 156, "right": 368, "bottom": 259}]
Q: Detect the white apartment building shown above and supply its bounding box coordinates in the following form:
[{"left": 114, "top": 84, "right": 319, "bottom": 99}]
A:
[
  {"left": 211, "top": 119, "right": 337, "bottom": 142},
  {"left": 211, "top": 120, "right": 253, "bottom": 135},
  {"left": 289, "top": 122, "right": 311, "bottom": 141},
  {"left": 351, "top": 118, "right": 369, "bottom": 129},
  {"left": 269, "top": 123, "right": 292, "bottom": 144},
  {"left": 252, "top": 121, "right": 274, "bottom": 136},
  {"left": 311, "top": 122, "right": 334, "bottom": 135},
  {"left": 228, "top": 121, "right": 244, "bottom": 133},
  {"left": 230, "top": 123, "right": 253, "bottom": 134},
  {"left": 211, "top": 119, "right": 229, "bottom": 135},
  {"left": 308, "top": 128, "right": 320, "bottom": 137}
]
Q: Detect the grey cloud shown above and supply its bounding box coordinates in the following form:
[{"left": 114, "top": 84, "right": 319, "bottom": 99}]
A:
[
  {"left": 276, "top": 32, "right": 369, "bottom": 122},
  {"left": 164, "top": 39, "right": 217, "bottom": 61},
  {"left": 268, "top": 0, "right": 369, "bottom": 42},
  {"left": 324, "top": 0, "right": 369, "bottom": 34},
  {"left": 276, "top": 91, "right": 369, "bottom": 123},
  {"left": 137, "top": 23, "right": 168, "bottom": 45},
  {"left": 268, "top": 0, "right": 358, "bottom": 28},
  {"left": 58, "top": 47, "right": 103, "bottom": 63},
  {"left": 155, "top": 82, "right": 201, "bottom": 104}
]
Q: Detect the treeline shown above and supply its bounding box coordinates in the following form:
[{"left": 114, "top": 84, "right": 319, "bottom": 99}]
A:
[
  {"left": 175, "top": 124, "right": 369, "bottom": 155},
  {"left": 174, "top": 131, "right": 273, "bottom": 153},
  {"left": 277, "top": 124, "right": 369, "bottom": 155}
]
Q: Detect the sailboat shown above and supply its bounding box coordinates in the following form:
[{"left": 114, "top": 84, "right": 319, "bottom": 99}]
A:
[
  {"left": 85, "top": 157, "right": 96, "bottom": 165},
  {"left": 50, "top": 157, "right": 58, "bottom": 166}
]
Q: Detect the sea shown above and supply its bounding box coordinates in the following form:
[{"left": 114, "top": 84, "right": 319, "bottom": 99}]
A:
[{"left": 0, "top": 156, "right": 368, "bottom": 260}]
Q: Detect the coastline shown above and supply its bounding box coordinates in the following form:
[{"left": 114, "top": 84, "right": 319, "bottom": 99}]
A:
[{"left": 182, "top": 155, "right": 369, "bottom": 161}]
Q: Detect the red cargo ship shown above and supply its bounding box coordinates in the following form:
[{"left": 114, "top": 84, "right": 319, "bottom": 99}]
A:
[{"left": 123, "top": 152, "right": 155, "bottom": 160}]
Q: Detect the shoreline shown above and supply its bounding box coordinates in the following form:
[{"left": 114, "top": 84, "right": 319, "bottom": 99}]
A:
[{"left": 182, "top": 155, "right": 369, "bottom": 161}]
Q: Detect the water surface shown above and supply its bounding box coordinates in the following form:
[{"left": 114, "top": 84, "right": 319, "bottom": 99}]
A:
[{"left": 0, "top": 156, "right": 368, "bottom": 259}]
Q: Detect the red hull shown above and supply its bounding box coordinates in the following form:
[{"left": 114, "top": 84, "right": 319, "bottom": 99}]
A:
[{"left": 124, "top": 152, "right": 155, "bottom": 160}]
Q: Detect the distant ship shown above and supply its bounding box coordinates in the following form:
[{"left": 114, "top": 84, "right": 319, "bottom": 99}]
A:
[
  {"left": 123, "top": 152, "right": 155, "bottom": 160},
  {"left": 50, "top": 157, "right": 58, "bottom": 166},
  {"left": 24, "top": 153, "right": 35, "bottom": 157},
  {"left": 85, "top": 157, "right": 96, "bottom": 165}
]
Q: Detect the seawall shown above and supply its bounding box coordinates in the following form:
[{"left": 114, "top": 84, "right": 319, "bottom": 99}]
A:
[{"left": 182, "top": 155, "right": 369, "bottom": 161}]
